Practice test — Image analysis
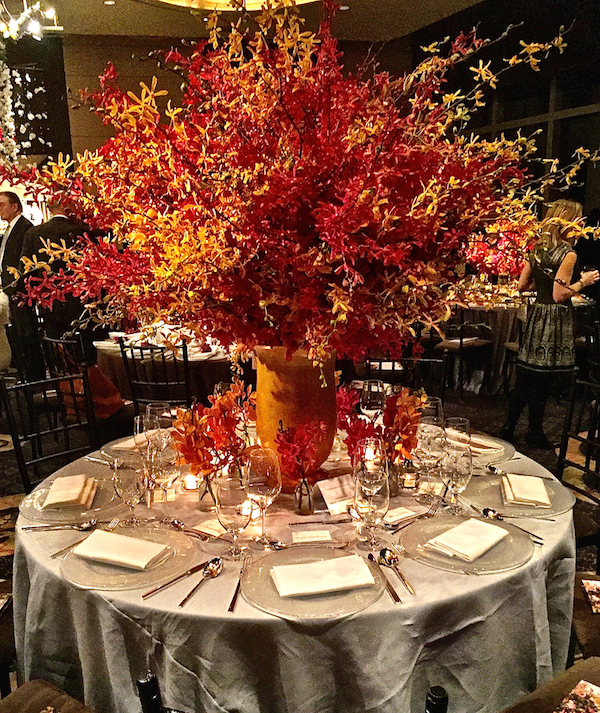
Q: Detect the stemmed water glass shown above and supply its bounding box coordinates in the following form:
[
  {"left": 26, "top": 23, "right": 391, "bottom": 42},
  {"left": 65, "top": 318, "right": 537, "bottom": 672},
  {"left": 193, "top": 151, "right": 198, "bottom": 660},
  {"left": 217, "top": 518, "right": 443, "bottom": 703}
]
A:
[
  {"left": 134, "top": 414, "right": 159, "bottom": 456},
  {"left": 444, "top": 417, "right": 471, "bottom": 451},
  {"left": 214, "top": 466, "right": 252, "bottom": 560},
  {"left": 246, "top": 448, "right": 282, "bottom": 549},
  {"left": 441, "top": 417, "right": 472, "bottom": 514},
  {"left": 353, "top": 438, "right": 389, "bottom": 551},
  {"left": 440, "top": 447, "right": 473, "bottom": 514},
  {"left": 113, "top": 463, "right": 147, "bottom": 526},
  {"left": 360, "top": 380, "right": 386, "bottom": 422},
  {"left": 145, "top": 402, "right": 174, "bottom": 454},
  {"left": 413, "top": 416, "right": 446, "bottom": 504}
]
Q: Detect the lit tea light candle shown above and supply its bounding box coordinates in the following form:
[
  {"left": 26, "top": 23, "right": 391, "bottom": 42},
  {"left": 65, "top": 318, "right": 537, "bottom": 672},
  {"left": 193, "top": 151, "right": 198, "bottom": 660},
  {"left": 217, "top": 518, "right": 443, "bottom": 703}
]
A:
[
  {"left": 240, "top": 500, "right": 262, "bottom": 519},
  {"left": 182, "top": 474, "right": 200, "bottom": 490}
]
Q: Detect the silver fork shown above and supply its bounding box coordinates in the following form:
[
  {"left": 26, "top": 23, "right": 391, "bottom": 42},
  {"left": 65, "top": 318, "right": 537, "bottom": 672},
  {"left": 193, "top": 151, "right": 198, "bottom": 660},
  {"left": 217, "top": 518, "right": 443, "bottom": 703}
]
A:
[
  {"left": 391, "top": 500, "right": 440, "bottom": 534},
  {"left": 50, "top": 516, "right": 120, "bottom": 559}
]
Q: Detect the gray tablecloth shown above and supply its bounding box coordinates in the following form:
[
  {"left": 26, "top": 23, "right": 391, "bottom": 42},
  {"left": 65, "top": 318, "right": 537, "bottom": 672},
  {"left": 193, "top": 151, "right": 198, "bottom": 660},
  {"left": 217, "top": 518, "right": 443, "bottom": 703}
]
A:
[{"left": 14, "top": 452, "right": 575, "bottom": 713}]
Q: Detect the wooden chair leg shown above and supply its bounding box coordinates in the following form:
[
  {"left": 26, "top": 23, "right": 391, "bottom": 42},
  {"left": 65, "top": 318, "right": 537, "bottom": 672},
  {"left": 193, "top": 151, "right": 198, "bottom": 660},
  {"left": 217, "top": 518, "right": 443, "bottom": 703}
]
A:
[{"left": 0, "top": 666, "right": 11, "bottom": 698}]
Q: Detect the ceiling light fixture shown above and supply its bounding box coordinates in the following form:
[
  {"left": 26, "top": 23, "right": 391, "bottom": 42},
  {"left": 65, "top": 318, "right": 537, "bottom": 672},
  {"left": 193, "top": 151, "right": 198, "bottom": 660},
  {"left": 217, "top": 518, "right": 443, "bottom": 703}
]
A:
[
  {"left": 0, "top": 1, "right": 62, "bottom": 41},
  {"left": 153, "top": 0, "right": 317, "bottom": 11}
]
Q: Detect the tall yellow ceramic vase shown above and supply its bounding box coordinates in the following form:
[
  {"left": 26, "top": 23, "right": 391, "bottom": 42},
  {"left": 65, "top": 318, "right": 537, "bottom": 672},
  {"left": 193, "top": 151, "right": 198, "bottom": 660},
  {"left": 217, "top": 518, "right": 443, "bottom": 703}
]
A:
[{"left": 254, "top": 347, "right": 337, "bottom": 492}]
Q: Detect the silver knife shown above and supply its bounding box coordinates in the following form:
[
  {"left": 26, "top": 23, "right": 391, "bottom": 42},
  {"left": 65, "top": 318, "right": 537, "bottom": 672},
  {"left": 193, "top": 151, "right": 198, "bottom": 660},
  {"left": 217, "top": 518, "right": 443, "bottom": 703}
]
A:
[
  {"left": 487, "top": 464, "right": 555, "bottom": 480},
  {"left": 368, "top": 553, "right": 401, "bottom": 603},
  {"left": 228, "top": 557, "right": 250, "bottom": 612},
  {"left": 289, "top": 517, "right": 352, "bottom": 527},
  {"left": 141, "top": 559, "right": 210, "bottom": 599}
]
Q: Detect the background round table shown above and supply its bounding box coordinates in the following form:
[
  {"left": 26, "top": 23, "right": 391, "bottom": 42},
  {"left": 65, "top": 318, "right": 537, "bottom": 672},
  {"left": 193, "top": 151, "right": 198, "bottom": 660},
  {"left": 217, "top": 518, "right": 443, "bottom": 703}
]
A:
[{"left": 13, "top": 450, "right": 575, "bottom": 713}]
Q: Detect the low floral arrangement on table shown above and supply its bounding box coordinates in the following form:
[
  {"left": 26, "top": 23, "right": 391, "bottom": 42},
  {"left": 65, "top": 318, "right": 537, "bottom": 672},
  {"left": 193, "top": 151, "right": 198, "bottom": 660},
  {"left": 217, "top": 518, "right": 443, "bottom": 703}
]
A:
[
  {"left": 171, "top": 382, "right": 256, "bottom": 478},
  {"left": 170, "top": 379, "right": 425, "bottom": 487},
  {"left": 338, "top": 386, "right": 426, "bottom": 468},
  {"left": 2, "top": 0, "right": 597, "bottom": 365}
]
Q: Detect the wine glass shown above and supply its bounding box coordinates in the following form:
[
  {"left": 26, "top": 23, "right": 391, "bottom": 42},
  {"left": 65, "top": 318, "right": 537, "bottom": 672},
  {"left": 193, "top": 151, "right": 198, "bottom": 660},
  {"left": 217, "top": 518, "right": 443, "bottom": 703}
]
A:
[
  {"left": 214, "top": 466, "right": 252, "bottom": 560},
  {"left": 145, "top": 402, "right": 173, "bottom": 453},
  {"left": 246, "top": 448, "right": 282, "bottom": 549},
  {"left": 413, "top": 416, "right": 445, "bottom": 504},
  {"left": 353, "top": 437, "right": 388, "bottom": 489},
  {"left": 360, "top": 380, "right": 386, "bottom": 421},
  {"left": 440, "top": 447, "right": 473, "bottom": 515},
  {"left": 134, "top": 414, "right": 159, "bottom": 455},
  {"left": 354, "top": 471, "right": 390, "bottom": 552},
  {"left": 444, "top": 417, "right": 471, "bottom": 452},
  {"left": 113, "top": 464, "right": 147, "bottom": 526}
]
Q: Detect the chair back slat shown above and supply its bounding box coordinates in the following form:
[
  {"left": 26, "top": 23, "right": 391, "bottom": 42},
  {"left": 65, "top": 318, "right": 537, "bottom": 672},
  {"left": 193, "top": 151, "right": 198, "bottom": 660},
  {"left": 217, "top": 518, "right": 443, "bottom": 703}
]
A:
[
  {"left": 0, "top": 373, "right": 95, "bottom": 493},
  {"left": 118, "top": 338, "right": 197, "bottom": 415}
]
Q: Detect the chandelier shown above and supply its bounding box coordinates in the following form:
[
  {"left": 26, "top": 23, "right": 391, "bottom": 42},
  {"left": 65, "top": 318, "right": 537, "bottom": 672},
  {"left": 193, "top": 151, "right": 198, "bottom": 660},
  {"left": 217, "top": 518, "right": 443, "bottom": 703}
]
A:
[
  {"left": 152, "top": 0, "right": 317, "bottom": 10},
  {"left": 0, "top": 1, "right": 62, "bottom": 41}
]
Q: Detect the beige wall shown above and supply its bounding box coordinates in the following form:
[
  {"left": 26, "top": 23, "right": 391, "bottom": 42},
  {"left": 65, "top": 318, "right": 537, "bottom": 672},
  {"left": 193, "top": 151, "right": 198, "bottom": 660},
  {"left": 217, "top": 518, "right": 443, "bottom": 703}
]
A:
[
  {"left": 62, "top": 34, "right": 412, "bottom": 157},
  {"left": 62, "top": 36, "right": 189, "bottom": 157}
]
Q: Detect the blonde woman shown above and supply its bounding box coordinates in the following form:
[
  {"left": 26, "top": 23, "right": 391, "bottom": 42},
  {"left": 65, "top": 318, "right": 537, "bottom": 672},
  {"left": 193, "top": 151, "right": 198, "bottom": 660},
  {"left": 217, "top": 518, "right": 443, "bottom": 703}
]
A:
[{"left": 502, "top": 199, "right": 600, "bottom": 448}]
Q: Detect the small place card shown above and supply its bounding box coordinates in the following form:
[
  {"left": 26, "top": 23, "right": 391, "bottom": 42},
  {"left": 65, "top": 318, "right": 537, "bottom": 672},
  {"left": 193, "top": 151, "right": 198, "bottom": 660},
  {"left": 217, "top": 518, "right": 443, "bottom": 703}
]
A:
[
  {"left": 317, "top": 475, "right": 355, "bottom": 515},
  {"left": 149, "top": 488, "right": 176, "bottom": 503},
  {"left": 417, "top": 482, "right": 444, "bottom": 496},
  {"left": 384, "top": 506, "right": 417, "bottom": 525},
  {"left": 582, "top": 579, "right": 600, "bottom": 614},
  {"left": 291, "top": 530, "right": 333, "bottom": 544},
  {"left": 192, "top": 519, "right": 226, "bottom": 537}
]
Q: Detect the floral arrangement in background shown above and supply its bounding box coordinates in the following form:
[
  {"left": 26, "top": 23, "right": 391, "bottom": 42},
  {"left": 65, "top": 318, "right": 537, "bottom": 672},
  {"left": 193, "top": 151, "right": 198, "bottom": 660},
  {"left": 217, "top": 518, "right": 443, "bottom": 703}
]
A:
[
  {"left": 337, "top": 386, "right": 426, "bottom": 466},
  {"left": 171, "top": 382, "right": 255, "bottom": 477},
  {"left": 2, "top": 0, "right": 596, "bottom": 365}
]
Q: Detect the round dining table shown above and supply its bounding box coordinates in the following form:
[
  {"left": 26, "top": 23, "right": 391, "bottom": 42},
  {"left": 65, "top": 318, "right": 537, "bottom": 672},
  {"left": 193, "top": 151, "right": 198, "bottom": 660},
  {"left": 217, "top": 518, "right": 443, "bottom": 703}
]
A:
[{"left": 13, "top": 444, "right": 575, "bottom": 713}]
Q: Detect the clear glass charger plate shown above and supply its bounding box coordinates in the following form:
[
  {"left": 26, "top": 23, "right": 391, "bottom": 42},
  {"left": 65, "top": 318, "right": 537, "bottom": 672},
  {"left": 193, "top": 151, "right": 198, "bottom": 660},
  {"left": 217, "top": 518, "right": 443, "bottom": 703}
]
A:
[
  {"left": 60, "top": 526, "right": 197, "bottom": 590},
  {"left": 399, "top": 514, "right": 535, "bottom": 575},
  {"left": 470, "top": 434, "right": 515, "bottom": 465},
  {"left": 241, "top": 547, "right": 386, "bottom": 621},
  {"left": 19, "top": 479, "right": 126, "bottom": 524},
  {"left": 459, "top": 474, "right": 575, "bottom": 518}
]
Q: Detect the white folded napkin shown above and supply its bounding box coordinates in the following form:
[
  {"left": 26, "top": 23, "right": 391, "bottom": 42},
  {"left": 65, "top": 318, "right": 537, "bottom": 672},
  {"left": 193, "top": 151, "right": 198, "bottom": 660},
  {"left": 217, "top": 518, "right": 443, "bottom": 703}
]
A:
[
  {"left": 501, "top": 474, "right": 551, "bottom": 507},
  {"left": 270, "top": 554, "right": 375, "bottom": 597},
  {"left": 112, "top": 429, "right": 159, "bottom": 451},
  {"left": 42, "top": 475, "right": 97, "bottom": 509},
  {"left": 317, "top": 475, "right": 356, "bottom": 515},
  {"left": 423, "top": 518, "right": 508, "bottom": 561},
  {"left": 445, "top": 429, "right": 503, "bottom": 454},
  {"left": 72, "top": 530, "right": 171, "bottom": 570}
]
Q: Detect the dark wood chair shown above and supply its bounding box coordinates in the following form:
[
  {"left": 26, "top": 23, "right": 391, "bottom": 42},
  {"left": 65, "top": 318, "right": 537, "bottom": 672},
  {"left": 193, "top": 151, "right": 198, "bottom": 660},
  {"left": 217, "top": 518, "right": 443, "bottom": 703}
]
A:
[
  {"left": 4, "top": 322, "right": 46, "bottom": 383},
  {"left": 498, "top": 657, "right": 600, "bottom": 713},
  {"left": 424, "top": 310, "right": 493, "bottom": 396},
  {"left": 365, "top": 354, "right": 447, "bottom": 400},
  {"left": 0, "top": 373, "right": 95, "bottom": 493},
  {"left": 118, "top": 337, "right": 201, "bottom": 415},
  {"left": 0, "top": 679, "right": 93, "bottom": 712},
  {"left": 502, "top": 318, "right": 523, "bottom": 396}
]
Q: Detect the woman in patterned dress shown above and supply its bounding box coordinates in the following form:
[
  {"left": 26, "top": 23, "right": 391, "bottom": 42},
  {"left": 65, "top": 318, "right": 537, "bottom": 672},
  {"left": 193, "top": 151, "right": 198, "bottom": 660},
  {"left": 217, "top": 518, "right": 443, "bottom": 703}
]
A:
[{"left": 502, "top": 199, "right": 599, "bottom": 448}]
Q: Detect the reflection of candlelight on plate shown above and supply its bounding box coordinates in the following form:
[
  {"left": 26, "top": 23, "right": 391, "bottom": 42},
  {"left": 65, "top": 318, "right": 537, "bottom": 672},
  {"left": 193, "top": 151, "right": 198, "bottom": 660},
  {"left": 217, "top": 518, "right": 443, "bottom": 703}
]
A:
[{"left": 182, "top": 474, "right": 199, "bottom": 490}]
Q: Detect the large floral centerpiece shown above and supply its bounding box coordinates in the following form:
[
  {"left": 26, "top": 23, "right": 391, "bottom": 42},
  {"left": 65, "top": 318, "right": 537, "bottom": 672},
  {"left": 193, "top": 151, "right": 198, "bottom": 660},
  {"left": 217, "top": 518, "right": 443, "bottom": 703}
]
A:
[
  {"left": 6, "top": 1, "right": 583, "bottom": 363},
  {"left": 3, "top": 0, "right": 597, "bottom": 483}
]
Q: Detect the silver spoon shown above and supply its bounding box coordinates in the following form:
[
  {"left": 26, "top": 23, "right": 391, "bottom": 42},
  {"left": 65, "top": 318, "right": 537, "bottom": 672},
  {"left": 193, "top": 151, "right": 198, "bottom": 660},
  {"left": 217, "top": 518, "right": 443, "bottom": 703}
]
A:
[
  {"left": 379, "top": 547, "right": 415, "bottom": 594},
  {"left": 178, "top": 557, "right": 224, "bottom": 607},
  {"left": 21, "top": 519, "right": 98, "bottom": 532},
  {"left": 163, "top": 518, "right": 212, "bottom": 541},
  {"left": 481, "top": 508, "right": 543, "bottom": 545}
]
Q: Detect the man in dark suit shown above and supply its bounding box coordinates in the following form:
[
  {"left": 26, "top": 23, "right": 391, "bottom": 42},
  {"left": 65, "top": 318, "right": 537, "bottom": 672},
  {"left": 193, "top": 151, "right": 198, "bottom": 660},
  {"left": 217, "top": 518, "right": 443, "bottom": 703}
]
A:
[
  {"left": 0, "top": 190, "right": 45, "bottom": 380},
  {"left": 21, "top": 199, "right": 95, "bottom": 359}
]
